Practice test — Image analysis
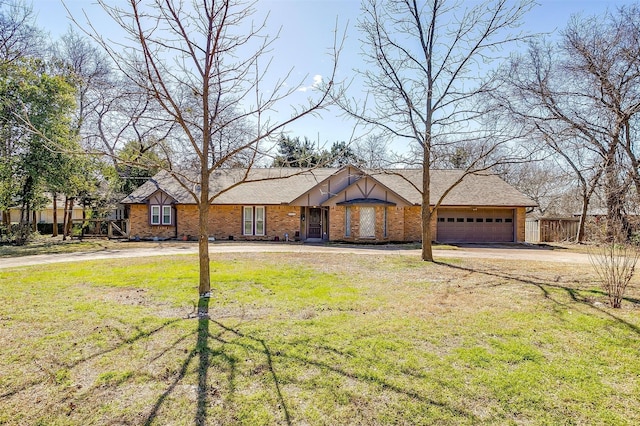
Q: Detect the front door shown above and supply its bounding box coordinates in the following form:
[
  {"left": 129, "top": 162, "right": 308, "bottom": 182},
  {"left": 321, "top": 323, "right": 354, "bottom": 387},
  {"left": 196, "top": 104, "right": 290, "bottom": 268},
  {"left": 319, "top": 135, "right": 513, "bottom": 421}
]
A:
[{"left": 308, "top": 208, "right": 322, "bottom": 238}]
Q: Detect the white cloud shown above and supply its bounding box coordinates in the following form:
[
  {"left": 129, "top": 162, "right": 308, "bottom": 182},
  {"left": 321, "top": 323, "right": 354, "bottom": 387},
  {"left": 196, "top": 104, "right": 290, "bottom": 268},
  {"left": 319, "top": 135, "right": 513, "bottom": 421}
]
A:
[{"left": 297, "top": 74, "right": 323, "bottom": 92}]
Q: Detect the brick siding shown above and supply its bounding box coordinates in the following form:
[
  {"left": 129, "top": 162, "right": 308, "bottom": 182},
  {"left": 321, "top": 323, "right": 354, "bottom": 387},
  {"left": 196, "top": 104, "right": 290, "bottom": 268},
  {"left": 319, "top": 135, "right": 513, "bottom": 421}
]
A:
[
  {"left": 328, "top": 206, "right": 345, "bottom": 239},
  {"left": 404, "top": 206, "right": 424, "bottom": 242},
  {"left": 327, "top": 205, "right": 433, "bottom": 243},
  {"left": 129, "top": 204, "right": 177, "bottom": 239},
  {"left": 387, "top": 206, "right": 405, "bottom": 241},
  {"left": 515, "top": 207, "right": 526, "bottom": 243},
  {"left": 129, "top": 202, "right": 521, "bottom": 243},
  {"left": 174, "top": 204, "right": 301, "bottom": 241}
]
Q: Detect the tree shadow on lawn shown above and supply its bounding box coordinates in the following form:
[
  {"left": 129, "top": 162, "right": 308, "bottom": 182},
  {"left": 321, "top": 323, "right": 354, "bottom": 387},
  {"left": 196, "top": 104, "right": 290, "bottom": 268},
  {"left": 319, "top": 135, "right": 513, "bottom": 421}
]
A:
[
  {"left": 0, "top": 300, "right": 223, "bottom": 425},
  {"left": 436, "top": 261, "right": 640, "bottom": 336},
  {"left": 143, "top": 304, "right": 476, "bottom": 425},
  {"left": 143, "top": 297, "right": 293, "bottom": 426},
  {"left": 3, "top": 298, "right": 475, "bottom": 424},
  {"left": 144, "top": 297, "right": 224, "bottom": 426},
  {"left": 0, "top": 317, "right": 182, "bottom": 401}
]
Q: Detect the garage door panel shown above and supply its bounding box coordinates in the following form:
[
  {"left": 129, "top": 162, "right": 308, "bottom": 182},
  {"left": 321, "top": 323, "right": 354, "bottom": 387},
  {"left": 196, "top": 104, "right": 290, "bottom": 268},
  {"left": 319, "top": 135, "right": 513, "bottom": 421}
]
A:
[{"left": 437, "top": 209, "right": 514, "bottom": 243}]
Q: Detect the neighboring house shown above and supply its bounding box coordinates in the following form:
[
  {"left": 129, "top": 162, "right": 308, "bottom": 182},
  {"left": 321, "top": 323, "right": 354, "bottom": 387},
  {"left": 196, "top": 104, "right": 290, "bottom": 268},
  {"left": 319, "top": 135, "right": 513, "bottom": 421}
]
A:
[
  {"left": 122, "top": 165, "right": 537, "bottom": 244},
  {"left": 8, "top": 193, "right": 84, "bottom": 224}
]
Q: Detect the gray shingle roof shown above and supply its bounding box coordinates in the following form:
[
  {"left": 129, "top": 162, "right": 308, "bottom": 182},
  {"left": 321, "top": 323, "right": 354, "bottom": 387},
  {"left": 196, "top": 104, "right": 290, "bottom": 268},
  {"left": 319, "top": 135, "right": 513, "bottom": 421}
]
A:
[
  {"left": 122, "top": 168, "right": 339, "bottom": 205},
  {"left": 122, "top": 167, "right": 536, "bottom": 207},
  {"left": 371, "top": 169, "right": 537, "bottom": 207}
]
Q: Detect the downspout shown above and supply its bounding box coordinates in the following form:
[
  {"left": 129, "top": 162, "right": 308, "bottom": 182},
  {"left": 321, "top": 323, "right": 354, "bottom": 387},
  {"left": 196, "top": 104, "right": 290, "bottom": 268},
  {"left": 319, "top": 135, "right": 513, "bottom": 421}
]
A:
[{"left": 174, "top": 204, "right": 178, "bottom": 240}]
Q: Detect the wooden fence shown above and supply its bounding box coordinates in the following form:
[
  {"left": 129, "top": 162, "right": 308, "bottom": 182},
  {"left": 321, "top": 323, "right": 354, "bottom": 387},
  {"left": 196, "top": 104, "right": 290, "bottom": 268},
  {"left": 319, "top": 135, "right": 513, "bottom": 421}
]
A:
[{"left": 525, "top": 218, "right": 579, "bottom": 243}]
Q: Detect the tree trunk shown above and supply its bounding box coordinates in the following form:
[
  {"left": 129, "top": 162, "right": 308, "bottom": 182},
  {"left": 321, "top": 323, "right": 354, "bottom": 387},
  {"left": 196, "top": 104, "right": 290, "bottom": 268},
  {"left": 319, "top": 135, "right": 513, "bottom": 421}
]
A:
[
  {"left": 621, "top": 122, "right": 640, "bottom": 200},
  {"left": 20, "top": 202, "right": 27, "bottom": 224},
  {"left": 198, "top": 170, "right": 211, "bottom": 296},
  {"left": 62, "top": 197, "right": 69, "bottom": 241},
  {"left": 63, "top": 197, "right": 75, "bottom": 240},
  {"left": 576, "top": 194, "right": 588, "bottom": 243},
  {"left": 604, "top": 145, "right": 624, "bottom": 242},
  {"left": 32, "top": 211, "right": 36, "bottom": 232},
  {"left": 52, "top": 192, "right": 58, "bottom": 237},
  {"left": 421, "top": 146, "right": 434, "bottom": 262},
  {"left": 66, "top": 198, "right": 75, "bottom": 238}
]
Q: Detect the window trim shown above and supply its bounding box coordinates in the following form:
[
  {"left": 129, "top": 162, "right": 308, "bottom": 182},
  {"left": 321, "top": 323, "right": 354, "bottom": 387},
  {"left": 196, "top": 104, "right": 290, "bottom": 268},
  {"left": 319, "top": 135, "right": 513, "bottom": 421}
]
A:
[
  {"left": 150, "top": 204, "right": 172, "bottom": 226},
  {"left": 150, "top": 205, "right": 161, "bottom": 225},
  {"left": 255, "top": 206, "right": 265, "bottom": 236},
  {"left": 345, "top": 206, "right": 351, "bottom": 237},
  {"left": 383, "top": 206, "right": 388, "bottom": 238},
  {"left": 243, "top": 206, "right": 253, "bottom": 236},
  {"left": 359, "top": 206, "right": 376, "bottom": 238},
  {"left": 243, "top": 206, "right": 266, "bottom": 236},
  {"left": 162, "top": 205, "right": 172, "bottom": 225}
]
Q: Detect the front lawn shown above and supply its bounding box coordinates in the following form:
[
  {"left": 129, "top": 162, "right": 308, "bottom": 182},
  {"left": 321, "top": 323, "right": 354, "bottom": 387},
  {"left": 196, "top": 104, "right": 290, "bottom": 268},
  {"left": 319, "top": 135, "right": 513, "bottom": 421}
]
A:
[
  {"left": 1, "top": 253, "right": 639, "bottom": 425},
  {"left": 0, "top": 237, "right": 138, "bottom": 258}
]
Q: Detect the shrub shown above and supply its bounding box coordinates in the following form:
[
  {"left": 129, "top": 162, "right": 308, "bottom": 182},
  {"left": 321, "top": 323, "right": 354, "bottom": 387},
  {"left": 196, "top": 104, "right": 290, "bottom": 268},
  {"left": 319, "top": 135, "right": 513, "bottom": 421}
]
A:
[
  {"left": 0, "top": 223, "right": 33, "bottom": 246},
  {"left": 589, "top": 242, "right": 639, "bottom": 308}
]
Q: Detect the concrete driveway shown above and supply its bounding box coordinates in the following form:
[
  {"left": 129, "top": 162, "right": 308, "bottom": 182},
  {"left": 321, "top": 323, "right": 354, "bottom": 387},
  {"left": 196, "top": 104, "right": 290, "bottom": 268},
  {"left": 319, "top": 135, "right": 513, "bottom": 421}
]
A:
[{"left": 0, "top": 242, "right": 592, "bottom": 269}]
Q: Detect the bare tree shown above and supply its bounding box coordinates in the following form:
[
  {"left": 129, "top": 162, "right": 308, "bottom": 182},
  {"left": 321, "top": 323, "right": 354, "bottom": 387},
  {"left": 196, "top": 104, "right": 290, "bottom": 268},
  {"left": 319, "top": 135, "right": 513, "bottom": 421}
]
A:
[
  {"left": 50, "top": 29, "right": 175, "bottom": 173},
  {"left": 76, "top": 0, "right": 342, "bottom": 296},
  {"left": 0, "top": 0, "right": 42, "bottom": 63},
  {"left": 354, "top": 133, "right": 390, "bottom": 168},
  {"left": 50, "top": 28, "right": 111, "bottom": 134},
  {"left": 341, "top": 0, "right": 534, "bottom": 261},
  {"left": 498, "top": 158, "right": 574, "bottom": 216},
  {"left": 491, "top": 5, "right": 640, "bottom": 242}
]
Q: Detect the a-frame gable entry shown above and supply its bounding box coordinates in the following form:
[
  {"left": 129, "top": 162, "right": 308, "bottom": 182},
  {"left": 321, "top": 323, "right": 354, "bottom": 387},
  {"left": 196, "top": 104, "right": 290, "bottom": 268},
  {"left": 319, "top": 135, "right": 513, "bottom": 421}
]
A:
[
  {"left": 289, "top": 165, "right": 365, "bottom": 207},
  {"left": 322, "top": 176, "right": 411, "bottom": 207}
]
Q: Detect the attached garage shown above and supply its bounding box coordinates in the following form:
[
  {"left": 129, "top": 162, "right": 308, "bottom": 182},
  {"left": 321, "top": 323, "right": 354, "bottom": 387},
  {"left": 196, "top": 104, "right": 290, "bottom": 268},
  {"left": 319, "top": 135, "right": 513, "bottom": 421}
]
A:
[{"left": 436, "top": 208, "right": 515, "bottom": 243}]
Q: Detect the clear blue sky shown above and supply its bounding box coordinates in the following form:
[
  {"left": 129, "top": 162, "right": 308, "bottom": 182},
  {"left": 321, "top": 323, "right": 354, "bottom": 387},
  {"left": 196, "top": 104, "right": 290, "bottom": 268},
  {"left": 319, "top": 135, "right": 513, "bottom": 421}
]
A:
[{"left": 35, "top": 0, "right": 637, "bottom": 151}]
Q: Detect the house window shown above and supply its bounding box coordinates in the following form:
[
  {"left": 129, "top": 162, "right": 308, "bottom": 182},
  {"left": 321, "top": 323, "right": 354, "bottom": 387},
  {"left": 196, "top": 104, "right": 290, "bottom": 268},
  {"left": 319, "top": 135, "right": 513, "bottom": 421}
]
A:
[
  {"left": 162, "top": 206, "right": 172, "bottom": 225},
  {"left": 255, "top": 206, "right": 265, "bottom": 235},
  {"left": 243, "top": 206, "right": 265, "bottom": 236},
  {"left": 345, "top": 206, "right": 351, "bottom": 237},
  {"left": 151, "top": 205, "right": 172, "bottom": 225},
  {"left": 243, "top": 206, "right": 253, "bottom": 235},
  {"left": 383, "top": 207, "right": 388, "bottom": 238},
  {"left": 151, "top": 205, "right": 160, "bottom": 225},
  {"left": 360, "top": 206, "right": 375, "bottom": 238}
]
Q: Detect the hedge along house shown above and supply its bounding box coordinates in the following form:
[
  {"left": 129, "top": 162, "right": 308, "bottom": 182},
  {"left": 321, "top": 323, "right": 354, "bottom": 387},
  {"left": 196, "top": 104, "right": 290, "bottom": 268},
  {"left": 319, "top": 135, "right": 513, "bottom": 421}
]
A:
[{"left": 121, "top": 165, "right": 536, "bottom": 243}]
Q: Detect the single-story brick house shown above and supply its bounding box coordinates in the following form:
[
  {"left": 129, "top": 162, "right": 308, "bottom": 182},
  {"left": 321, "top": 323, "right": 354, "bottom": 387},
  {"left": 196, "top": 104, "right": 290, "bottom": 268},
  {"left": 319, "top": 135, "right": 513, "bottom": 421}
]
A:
[{"left": 121, "top": 165, "right": 536, "bottom": 243}]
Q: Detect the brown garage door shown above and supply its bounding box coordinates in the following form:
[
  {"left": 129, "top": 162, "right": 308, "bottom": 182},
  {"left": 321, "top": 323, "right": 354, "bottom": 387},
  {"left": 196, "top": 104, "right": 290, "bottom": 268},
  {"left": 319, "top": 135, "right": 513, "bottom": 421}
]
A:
[{"left": 436, "top": 208, "right": 514, "bottom": 243}]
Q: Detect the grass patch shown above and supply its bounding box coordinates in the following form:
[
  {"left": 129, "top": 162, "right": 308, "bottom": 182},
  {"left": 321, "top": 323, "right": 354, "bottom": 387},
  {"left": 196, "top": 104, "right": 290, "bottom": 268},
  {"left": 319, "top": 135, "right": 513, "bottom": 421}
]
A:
[
  {"left": 1, "top": 252, "right": 639, "bottom": 425},
  {"left": 0, "top": 236, "right": 150, "bottom": 258}
]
